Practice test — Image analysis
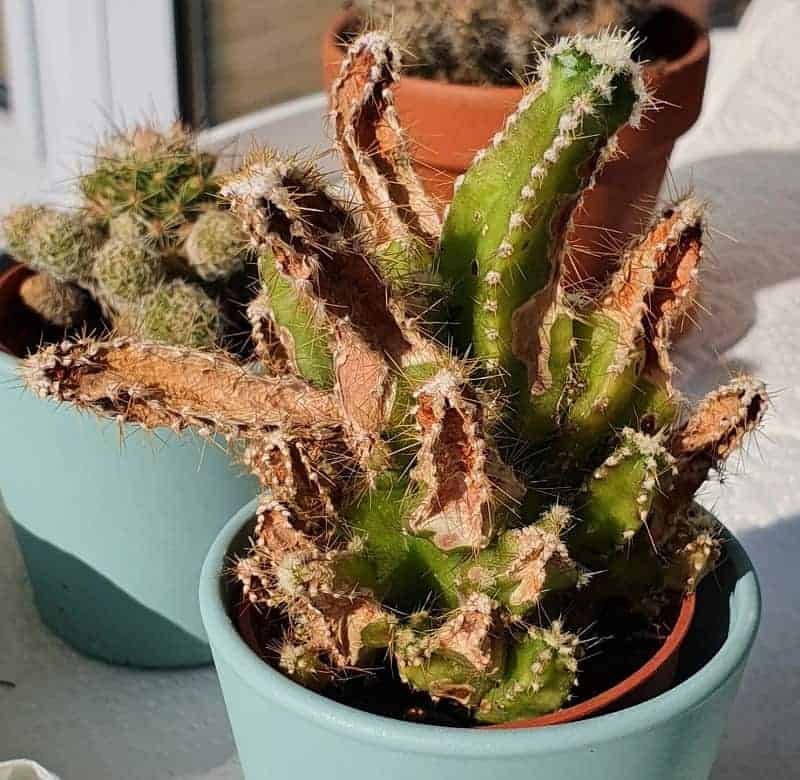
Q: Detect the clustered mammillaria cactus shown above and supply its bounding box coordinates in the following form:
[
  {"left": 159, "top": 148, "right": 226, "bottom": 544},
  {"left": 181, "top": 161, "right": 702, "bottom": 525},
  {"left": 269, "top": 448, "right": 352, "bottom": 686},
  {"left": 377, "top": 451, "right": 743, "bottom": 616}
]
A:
[
  {"left": 21, "top": 31, "right": 767, "bottom": 724},
  {"left": 349, "top": 0, "right": 655, "bottom": 85},
  {"left": 2, "top": 123, "right": 249, "bottom": 349}
]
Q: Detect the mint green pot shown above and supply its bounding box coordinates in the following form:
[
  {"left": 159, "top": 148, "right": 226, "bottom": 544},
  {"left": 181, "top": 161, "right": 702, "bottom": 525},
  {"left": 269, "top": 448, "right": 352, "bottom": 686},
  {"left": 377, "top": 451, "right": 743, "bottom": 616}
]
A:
[
  {"left": 201, "top": 498, "right": 761, "bottom": 780},
  {"left": 0, "top": 349, "right": 258, "bottom": 667}
]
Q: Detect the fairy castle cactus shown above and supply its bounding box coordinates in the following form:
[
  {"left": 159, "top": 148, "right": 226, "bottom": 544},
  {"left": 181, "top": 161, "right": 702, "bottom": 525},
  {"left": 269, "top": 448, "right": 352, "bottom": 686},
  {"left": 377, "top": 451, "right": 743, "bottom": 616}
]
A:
[
  {"left": 21, "top": 31, "right": 767, "bottom": 724},
  {"left": 349, "top": 0, "right": 655, "bottom": 85},
  {"left": 2, "top": 123, "right": 248, "bottom": 349}
]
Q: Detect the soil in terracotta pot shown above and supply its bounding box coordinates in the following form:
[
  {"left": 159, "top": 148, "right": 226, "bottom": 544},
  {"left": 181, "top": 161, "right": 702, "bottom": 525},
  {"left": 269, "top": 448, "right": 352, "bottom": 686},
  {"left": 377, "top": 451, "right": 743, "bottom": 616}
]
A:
[
  {"left": 235, "top": 586, "right": 682, "bottom": 728},
  {"left": 338, "top": 7, "right": 698, "bottom": 84}
]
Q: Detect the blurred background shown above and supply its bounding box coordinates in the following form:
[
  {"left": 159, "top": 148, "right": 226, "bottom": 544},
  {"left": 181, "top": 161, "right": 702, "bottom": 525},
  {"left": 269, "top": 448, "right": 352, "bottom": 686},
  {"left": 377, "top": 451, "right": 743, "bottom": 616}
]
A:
[{"left": 0, "top": 0, "right": 749, "bottom": 217}]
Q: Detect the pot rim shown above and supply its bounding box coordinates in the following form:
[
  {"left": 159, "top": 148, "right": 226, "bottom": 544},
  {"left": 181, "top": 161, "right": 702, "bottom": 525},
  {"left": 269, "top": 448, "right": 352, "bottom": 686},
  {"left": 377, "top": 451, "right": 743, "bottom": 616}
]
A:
[
  {"left": 0, "top": 263, "right": 31, "bottom": 365},
  {"left": 322, "top": 8, "right": 711, "bottom": 99},
  {"left": 200, "top": 497, "right": 761, "bottom": 754}
]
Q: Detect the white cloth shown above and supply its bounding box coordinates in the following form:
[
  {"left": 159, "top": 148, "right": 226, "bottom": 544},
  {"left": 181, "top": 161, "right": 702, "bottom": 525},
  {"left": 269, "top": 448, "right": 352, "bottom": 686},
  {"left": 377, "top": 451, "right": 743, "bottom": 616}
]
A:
[
  {"left": 0, "top": 762, "right": 59, "bottom": 780},
  {"left": 668, "top": 2, "right": 800, "bottom": 777}
]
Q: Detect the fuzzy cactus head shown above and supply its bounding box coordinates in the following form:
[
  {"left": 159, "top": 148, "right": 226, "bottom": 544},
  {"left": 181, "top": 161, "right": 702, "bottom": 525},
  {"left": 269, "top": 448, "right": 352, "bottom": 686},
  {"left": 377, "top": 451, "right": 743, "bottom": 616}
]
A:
[
  {"left": 185, "top": 209, "right": 248, "bottom": 281},
  {"left": 135, "top": 280, "right": 222, "bottom": 349},
  {"left": 2, "top": 206, "right": 99, "bottom": 284},
  {"left": 22, "top": 31, "right": 768, "bottom": 725},
  {"left": 349, "top": 0, "right": 655, "bottom": 85},
  {"left": 79, "top": 122, "right": 217, "bottom": 248}
]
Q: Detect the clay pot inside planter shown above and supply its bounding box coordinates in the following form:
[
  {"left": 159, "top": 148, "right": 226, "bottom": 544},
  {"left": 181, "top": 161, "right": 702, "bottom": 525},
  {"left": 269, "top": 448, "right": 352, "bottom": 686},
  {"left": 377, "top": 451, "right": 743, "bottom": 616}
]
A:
[
  {"left": 235, "top": 572, "right": 694, "bottom": 729},
  {"left": 322, "top": 7, "right": 710, "bottom": 282},
  {"left": 0, "top": 263, "right": 258, "bottom": 667},
  {"left": 200, "top": 499, "right": 760, "bottom": 780}
]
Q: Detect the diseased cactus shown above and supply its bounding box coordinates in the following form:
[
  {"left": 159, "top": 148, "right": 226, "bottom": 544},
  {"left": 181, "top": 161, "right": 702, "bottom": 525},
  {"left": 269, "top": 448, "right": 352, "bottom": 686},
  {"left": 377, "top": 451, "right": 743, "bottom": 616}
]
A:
[
  {"left": 349, "top": 0, "right": 656, "bottom": 85},
  {"left": 21, "top": 32, "right": 768, "bottom": 725},
  {"left": 1, "top": 122, "right": 249, "bottom": 349}
]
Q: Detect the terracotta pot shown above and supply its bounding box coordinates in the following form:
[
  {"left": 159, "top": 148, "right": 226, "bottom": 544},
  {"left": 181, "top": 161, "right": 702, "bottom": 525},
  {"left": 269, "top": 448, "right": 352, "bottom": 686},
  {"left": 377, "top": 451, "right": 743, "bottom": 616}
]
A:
[{"left": 322, "top": 8, "right": 710, "bottom": 281}]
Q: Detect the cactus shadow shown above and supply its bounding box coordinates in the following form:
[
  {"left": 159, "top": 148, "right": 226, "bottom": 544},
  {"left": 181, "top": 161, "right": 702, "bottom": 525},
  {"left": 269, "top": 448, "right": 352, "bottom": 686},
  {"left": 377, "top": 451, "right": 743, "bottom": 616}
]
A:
[
  {"left": 667, "top": 150, "right": 800, "bottom": 394},
  {"left": 711, "top": 514, "right": 800, "bottom": 779}
]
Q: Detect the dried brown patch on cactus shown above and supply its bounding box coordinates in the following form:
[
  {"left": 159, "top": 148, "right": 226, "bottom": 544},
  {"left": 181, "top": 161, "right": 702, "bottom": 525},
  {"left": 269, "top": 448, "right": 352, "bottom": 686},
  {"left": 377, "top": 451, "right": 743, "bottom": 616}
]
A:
[
  {"left": 243, "top": 433, "right": 342, "bottom": 527},
  {"left": 642, "top": 197, "right": 706, "bottom": 388},
  {"left": 21, "top": 337, "right": 343, "bottom": 436},
  {"left": 330, "top": 31, "right": 441, "bottom": 250},
  {"left": 670, "top": 376, "right": 768, "bottom": 501},
  {"left": 596, "top": 198, "right": 704, "bottom": 375},
  {"left": 223, "top": 150, "right": 414, "bottom": 364},
  {"left": 504, "top": 522, "right": 573, "bottom": 608},
  {"left": 410, "top": 370, "right": 520, "bottom": 551},
  {"left": 433, "top": 594, "right": 500, "bottom": 674}
]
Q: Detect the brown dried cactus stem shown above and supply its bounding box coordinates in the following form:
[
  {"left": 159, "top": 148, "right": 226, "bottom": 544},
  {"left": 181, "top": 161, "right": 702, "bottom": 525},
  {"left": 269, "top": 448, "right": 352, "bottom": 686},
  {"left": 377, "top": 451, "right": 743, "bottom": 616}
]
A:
[{"left": 23, "top": 338, "right": 343, "bottom": 437}]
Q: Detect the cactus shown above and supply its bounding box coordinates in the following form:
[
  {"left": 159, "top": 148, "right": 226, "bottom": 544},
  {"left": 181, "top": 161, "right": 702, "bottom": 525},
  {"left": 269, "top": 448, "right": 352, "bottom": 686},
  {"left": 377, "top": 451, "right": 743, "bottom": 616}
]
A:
[
  {"left": 18, "top": 273, "right": 88, "bottom": 328},
  {"left": 349, "top": 0, "right": 655, "bottom": 85},
  {"left": 2, "top": 124, "right": 251, "bottom": 351},
  {"left": 21, "top": 32, "right": 768, "bottom": 725}
]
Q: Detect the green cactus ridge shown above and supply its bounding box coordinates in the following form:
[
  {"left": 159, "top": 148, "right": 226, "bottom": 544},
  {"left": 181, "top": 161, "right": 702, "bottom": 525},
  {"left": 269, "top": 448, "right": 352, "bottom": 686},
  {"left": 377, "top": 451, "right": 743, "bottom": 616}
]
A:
[{"left": 19, "top": 31, "right": 770, "bottom": 726}]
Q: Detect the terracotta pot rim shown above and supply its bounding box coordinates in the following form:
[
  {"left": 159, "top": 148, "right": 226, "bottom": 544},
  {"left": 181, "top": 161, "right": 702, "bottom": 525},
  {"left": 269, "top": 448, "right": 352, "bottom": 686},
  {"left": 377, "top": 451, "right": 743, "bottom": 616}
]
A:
[
  {"left": 323, "top": 8, "right": 710, "bottom": 101},
  {"left": 0, "top": 262, "right": 32, "bottom": 359},
  {"left": 488, "top": 590, "right": 695, "bottom": 729}
]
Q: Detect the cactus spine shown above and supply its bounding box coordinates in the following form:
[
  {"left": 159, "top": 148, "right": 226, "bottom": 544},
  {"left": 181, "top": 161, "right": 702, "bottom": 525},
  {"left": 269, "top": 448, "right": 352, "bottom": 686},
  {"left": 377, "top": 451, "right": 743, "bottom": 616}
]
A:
[{"left": 21, "top": 31, "right": 768, "bottom": 725}]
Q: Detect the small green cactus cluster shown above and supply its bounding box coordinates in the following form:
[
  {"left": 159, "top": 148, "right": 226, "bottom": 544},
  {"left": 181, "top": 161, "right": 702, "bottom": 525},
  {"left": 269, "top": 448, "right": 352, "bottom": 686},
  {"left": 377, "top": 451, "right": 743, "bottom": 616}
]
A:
[
  {"left": 22, "top": 31, "right": 768, "bottom": 725},
  {"left": 2, "top": 123, "right": 249, "bottom": 349},
  {"left": 349, "top": 0, "right": 654, "bottom": 84}
]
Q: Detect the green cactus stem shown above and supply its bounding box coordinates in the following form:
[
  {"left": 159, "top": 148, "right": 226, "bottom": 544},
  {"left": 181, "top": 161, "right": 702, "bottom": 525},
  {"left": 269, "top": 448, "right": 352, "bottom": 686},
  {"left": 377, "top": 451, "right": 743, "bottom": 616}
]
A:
[
  {"left": 475, "top": 622, "right": 579, "bottom": 724},
  {"left": 436, "top": 33, "right": 647, "bottom": 446}
]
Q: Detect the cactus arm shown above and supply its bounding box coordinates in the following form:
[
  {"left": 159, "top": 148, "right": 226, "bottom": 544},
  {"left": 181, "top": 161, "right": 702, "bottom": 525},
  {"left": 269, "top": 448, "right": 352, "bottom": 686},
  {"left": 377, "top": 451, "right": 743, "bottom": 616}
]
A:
[
  {"left": 570, "top": 429, "right": 673, "bottom": 557},
  {"left": 475, "top": 622, "right": 579, "bottom": 724},
  {"left": 330, "top": 32, "right": 441, "bottom": 278},
  {"left": 668, "top": 377, "right": 768, "bottom": 505},
  {"left": 20, "top": 337, "right": 343, "bottom": 436},
  {"left": 563, "top": 196, "right": 708, "bottom": 458},
  {"left": 438, "top": 37, "right": 643, "bottom": 362},
  {"left": 394, "top": 597, "right": 504, "bottom": 708}
]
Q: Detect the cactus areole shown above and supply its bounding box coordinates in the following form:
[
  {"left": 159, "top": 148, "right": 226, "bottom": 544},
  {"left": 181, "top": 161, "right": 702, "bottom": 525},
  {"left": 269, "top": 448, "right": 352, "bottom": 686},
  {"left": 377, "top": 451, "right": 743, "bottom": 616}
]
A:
[{"left": 19, "top": 31, "right": 767, "bottom": 727}]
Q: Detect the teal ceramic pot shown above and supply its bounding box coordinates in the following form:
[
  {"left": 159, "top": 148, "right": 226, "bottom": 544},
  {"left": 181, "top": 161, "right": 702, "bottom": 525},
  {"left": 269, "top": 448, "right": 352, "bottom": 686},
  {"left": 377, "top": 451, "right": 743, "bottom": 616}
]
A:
[
  {"left": 201, "top": 498, "right": 761, "bottom": 780},
  {"left": 0, "top": 343, "right": 258, "bottom": 668}
]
